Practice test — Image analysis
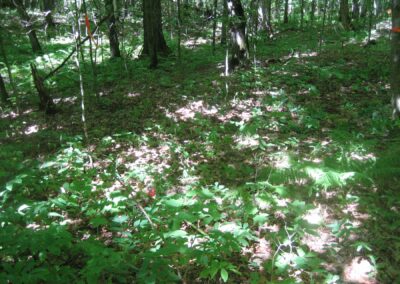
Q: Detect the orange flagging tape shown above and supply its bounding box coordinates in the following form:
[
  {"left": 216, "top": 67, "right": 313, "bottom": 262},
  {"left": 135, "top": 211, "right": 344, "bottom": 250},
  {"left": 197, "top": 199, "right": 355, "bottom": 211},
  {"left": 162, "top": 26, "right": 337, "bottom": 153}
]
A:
[
  {"left": 392, "top": 27, "right": 400, "bottom": 33},
  {"left": 85, "top": 14, "right": 98, "bottom": 48}
]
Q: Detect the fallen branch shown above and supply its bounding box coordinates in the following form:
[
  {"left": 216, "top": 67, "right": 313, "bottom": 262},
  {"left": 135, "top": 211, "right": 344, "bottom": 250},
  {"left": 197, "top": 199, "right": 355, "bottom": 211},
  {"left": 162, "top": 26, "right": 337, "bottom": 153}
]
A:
[{"left": 43, "top": 15, "right": 109, "bottom": 81}]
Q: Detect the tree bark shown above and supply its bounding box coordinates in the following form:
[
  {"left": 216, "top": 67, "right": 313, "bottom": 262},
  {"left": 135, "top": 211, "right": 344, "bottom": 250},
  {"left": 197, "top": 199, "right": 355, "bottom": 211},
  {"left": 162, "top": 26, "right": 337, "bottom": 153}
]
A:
[
  {"left": 227, "top": 0, "right": 249, "bottom": 70},
  {"left": 13, "top": 0, "right": 42, "bottom": 53},
  {"left": 391, "top": 0, "right": 400, "bottom": 118},
  {"left": 0, "top": 73, "right": 9, "bottom": 104},
  {"left": 284, "top": 0, "right": 289, "bottom": 23},
  {"left": 30, "top": 63, "right": 56, "bottom": 114},
  {"left": 221, "top": 0, "right": 228, "bottom": 44},
  {"left": 106, "top": 0, "right": 121, "bottom": 58},
  {"left": 339, "top": 0, "right": 351, "bottom": 29},
  {"left": 143, "top": 0, "right": 168, "bottom": 59},
  {"left": 43, "top": 0, "right": 55, "bottom": 29},
  {"left": 262, "top": 0, "right": 273, "bottom": 35},
  {"left": 352, "top": 0, "right": 360, "bottom": 19},
  {"left": 310, "top": 0, "right": 316, "bottom": 24},
  {"left": 300, "top": 0, "right": 304, "bottom": 28}
]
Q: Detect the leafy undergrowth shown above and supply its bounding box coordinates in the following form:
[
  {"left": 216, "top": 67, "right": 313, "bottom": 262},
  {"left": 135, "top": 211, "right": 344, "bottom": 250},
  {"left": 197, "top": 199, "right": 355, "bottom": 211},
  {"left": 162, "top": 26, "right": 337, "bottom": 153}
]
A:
[{"left": 1, "top": 23, "right": 400, "bottom": 283}]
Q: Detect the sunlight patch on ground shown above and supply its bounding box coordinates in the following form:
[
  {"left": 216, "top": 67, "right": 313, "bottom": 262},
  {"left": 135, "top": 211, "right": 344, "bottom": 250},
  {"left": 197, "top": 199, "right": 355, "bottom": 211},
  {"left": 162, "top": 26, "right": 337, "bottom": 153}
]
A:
[
  {"left": 23, "top": 124, "right": 39, "bottom": 135},
  {"left": 183, "top": 37, "right": 208, "bottom": 48},
  {"left": 271, "top": 152, "right": 291, "bottom": 169},
  {"left": 126, "top": 92, "right": 142, "bottom": 98},
  {"left": 292, "top": 51, "right": 318, "bottom": 58},
  {"left": 166, "top": 100, "right": 218, "bottom": 121},
  {"left": 343, "top": 257, "right": 377, "bottom": 284},
  {"left": 234, "top": 134, "right": 260, "bottom": 149},
  {"left": 54, "top": 97, "right": 77, "bottom": 104}
]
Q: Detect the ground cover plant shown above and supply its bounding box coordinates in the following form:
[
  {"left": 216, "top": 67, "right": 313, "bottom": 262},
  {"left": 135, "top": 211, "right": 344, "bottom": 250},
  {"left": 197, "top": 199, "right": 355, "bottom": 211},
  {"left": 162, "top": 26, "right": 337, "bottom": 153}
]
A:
[{"left": 1, "top": 0, "right": 400, "bottom": 283}]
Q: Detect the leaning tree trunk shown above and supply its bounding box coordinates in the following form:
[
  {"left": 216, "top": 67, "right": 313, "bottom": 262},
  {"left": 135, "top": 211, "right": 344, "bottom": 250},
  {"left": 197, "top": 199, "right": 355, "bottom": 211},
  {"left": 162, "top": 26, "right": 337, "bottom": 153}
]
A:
[
  {"left": 143, "top": 0, "right": 168, "bottom": 57},
  {"left": 13, "top": 0, "right": 42, "bottom": 53},
  {"left": 106, "top": 0, "right": 121, "bottom": 57},
  {"left": 0, "top": 73, "right": 9, "bottom": 104},
  {"left": 391, "top": 0, "right": 400, "bottom": 118},
  {"left": 339, "top": 0, "right": 352, "bottom": 29},
  {"left": 227, "top": 0, "right": 249, "bottom": 70},
  {"left": 30, "top": 63, "right": 56, "bottom": 114}
]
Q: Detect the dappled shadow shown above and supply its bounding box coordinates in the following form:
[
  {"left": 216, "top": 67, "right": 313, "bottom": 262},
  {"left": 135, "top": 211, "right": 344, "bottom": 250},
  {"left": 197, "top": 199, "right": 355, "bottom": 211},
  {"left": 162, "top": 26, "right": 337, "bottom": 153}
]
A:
[{"left": 1, "top": 19, "right": 400, "bottom": 283}]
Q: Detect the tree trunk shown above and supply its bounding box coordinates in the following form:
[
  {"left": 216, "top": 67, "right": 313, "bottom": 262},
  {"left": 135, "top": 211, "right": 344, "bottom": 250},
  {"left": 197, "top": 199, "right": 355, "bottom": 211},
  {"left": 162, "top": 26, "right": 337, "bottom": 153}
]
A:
[
  {"left": 211, "top": 0, "right": 217, "bottom": 54},
  {"left": 352, "top": 0, "right": 360, "bottom": 19},
  {"left": 339, "top": 0, "right": 351, "bottom": 29},
  {"left": 374, "top": 0, "right": 382, "bottom": 16},
  {"left": 275, "top": 0, "right": 281, "bottom": 21},
  {"left": 13, "top": 0, "right": 42, "bottom": 53},
  {"left": 30, "top": 63, "right": 56, "bottom": 114},
  {"left": 263, "top": 0, "right": 273, "bottom": 35},
  {"left": 143, "top": 0, "right": 168, "bottom": 59},
  {"left": 106, "top": 0, "right": 121, "bottom": 58},
  {"left": 0, "top": 73, "right": 9, "bottom": 104},
  {"left": 391, "top": 0, "right": 400, "bottom": 117},
  {"left": 284, "top": 0, "right": 289, "bottom": 23},
  {"left": 360, "top": 0, "right": 368, "bottom": 17},
  {"left": 227, "top": 0, "right": 249, "bottom": 70},
  {"left": 310, "top": 0, "right": 316, "bottom": 24},
  {"left": 300, "top": 0, "right": 304, "bottom": 28},
  {"left": 43, "top": 0, "right": 55, "bottom": 29},
  {"left": 221, "top": 0, "right": 228, "bottom": 44}
]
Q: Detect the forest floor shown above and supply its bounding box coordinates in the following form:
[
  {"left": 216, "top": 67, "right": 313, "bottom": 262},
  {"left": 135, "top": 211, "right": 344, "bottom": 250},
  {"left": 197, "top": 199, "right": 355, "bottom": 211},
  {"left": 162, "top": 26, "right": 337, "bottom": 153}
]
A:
[{"left": 1, "top": 16, "right": 400, "bottom": 283}]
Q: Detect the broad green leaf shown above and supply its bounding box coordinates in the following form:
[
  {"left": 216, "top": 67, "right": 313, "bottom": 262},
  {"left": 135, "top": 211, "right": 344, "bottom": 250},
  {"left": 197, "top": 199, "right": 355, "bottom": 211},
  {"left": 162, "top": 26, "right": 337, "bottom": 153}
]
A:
[
  {"left": 112, "top": 215, "right": 129, "bottom": 224},
  {"left": 220, "top": 268, "right": 229, "bottom": 282},
  {"left": 164, "top": 198, "right": 185, "bottom": 208},
  {"left": 164, "top": 230, "right": 187, "bottom": 239}
]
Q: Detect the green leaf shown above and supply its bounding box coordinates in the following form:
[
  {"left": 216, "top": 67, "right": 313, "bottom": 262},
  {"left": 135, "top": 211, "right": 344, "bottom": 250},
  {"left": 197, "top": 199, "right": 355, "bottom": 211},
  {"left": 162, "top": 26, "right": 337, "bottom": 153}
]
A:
[
  {"left": 164, "top": 230, "right": 188, "bottom": 239},
  {"left": 220, "top": 268, "right": 229, "bottom": 282},
  {"left": 90, "top": 216, "right": 108, "bottom": 227},
  {"left": 17, "top": 204, "right": 30, "bottom": 215},
  {"left": 112, "top": 215, "right": 129, "bottom": 224},
  {"left": 164, "top": 198, "right": 185, "bottom": 208},
  {"left": 253, "top": 213, "right": 269, "bottom": 225},
  {"left": 48, "top": 212, "right": 64, "bottom": 218}
]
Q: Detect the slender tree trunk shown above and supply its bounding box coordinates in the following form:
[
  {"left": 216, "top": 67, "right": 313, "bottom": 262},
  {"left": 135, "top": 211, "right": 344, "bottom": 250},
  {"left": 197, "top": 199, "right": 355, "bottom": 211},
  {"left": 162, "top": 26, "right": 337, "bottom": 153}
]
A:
[
  {"left": 212, "top": 0, "right": 217, "bottom": 54},
  {"left": 43, "top": 0, "right": 55, "bottom": 30},
  {"left": 106, "top": 0, "right": 121, "bottom": 57},
  {"left": 178, "top": 0, "right": 182, "bottom": 60},
  {"left": 339, "top": 0, "right": 351, "bottom": 29},
  {"left": 319, "top": 0, "right": 328, "bottom": 50},
  {"left": 13, "top": 0, "right": 42, "bottom": 53},
  {"left": 300, "top": 0, "right": 304, "bottom": 28},
  {"left": 0, "top": 73, "right": 9, "bottom": 104},
  {"left": 310, "top": 0, "right": 316, "bottom": 24},
  {"left": 73, "top": 9, "right": 89, "bottom": 139},
  {"left": 284, "top": 0, "right": 289, "bottom": 23},
  {"left": 361, "top": 0, "right": 368, "bottom": 17},
  {"left": 352, "top": 0, "right": 360, "bottom": 18},
  {"left": 263, "top": 0, "right": 273, "bottom": 35},
  {"left": 275, "top": 0, "right": 281, "bottom": 21},
  {"left": 392, "top": 0, "right": 400, "bottom": 118},
  {"left": 221, "top": 0, "right": 228, "bottom": 44},
  {"left": 374, "top": 0, "right": 382, "bottom": 16},
  {"left": 143, "top": 0, "right": 168, "bottom": 57},
  {"left": 227, "top": 0, "right": 249, "bottom": 70}
]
